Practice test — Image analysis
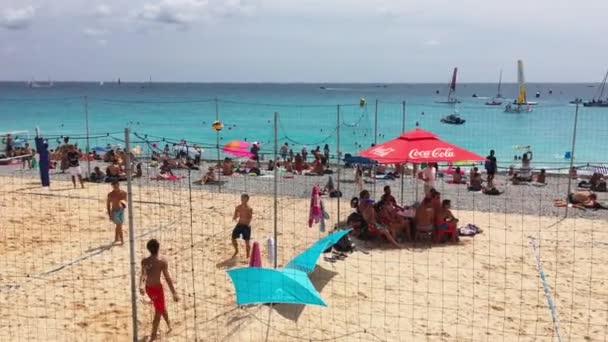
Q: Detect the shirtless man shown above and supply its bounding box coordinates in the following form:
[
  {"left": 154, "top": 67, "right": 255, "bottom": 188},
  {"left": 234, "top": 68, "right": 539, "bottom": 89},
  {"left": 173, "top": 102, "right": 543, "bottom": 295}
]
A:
[
  {"left": 232, "top": 194, "right": 253, "bottom": 258},
  {"left": 107, "top": 181, "right": 127, "bottom": 245},
  {"left": 139, "top": 239, "right": 178, "bottom": 341},
  {"left": 415, "top": 196, "right": 436, "bottom": 235},
  {"left": 359, "top": 190, "right": 403, "bottom": 248}
]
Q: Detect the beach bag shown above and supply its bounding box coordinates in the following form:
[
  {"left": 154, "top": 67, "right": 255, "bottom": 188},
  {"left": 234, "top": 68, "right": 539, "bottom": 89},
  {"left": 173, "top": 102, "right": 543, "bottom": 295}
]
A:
[
  {"left": 329, "top": 190, "right": 342, "bottom": 198},
  {"left": 485, "top": 187, "right": 501, "bottom": 195},
  {"left": 324, "top": 232, "right": 354, "bottom": 253},
  {"left": 459, "top": 224, "right": 482, "bottom": 236}
]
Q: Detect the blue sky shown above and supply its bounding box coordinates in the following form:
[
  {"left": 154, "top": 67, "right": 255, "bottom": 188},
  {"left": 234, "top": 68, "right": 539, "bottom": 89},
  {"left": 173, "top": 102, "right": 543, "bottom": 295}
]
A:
[{"left": 1, "top": 0, "right": 607, "bottom": 82}]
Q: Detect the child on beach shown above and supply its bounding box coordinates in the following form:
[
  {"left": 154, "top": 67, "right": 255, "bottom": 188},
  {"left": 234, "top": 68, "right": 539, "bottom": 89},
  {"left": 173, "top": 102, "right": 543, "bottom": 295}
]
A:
[
  {"left": 107, "top": 180, "right": 127, "bottom": 245},
  {"left": 232, "top": 194, "right": 253, "bottom": 259},
  {"left": 139, "top": 239, "right": 179, "bottom": 341}
]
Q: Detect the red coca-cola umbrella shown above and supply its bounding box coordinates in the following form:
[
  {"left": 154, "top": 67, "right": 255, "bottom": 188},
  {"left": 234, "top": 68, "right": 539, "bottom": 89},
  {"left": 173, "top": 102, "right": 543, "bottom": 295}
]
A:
[{"left": 358, "top": 128, "right": 484, "bottom": 164}]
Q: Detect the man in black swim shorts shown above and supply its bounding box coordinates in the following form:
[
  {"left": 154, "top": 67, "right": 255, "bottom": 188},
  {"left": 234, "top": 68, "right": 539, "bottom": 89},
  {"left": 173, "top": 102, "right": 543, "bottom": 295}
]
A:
[{"left": 231, "top": 194, "right": 253, "bottom": 259}]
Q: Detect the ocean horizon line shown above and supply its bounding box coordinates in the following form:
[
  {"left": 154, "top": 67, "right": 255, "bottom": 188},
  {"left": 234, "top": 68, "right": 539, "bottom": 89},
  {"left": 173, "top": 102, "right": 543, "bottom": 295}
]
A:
[{"left": 0, "top": 80, "right": 601, "bottom": 85}]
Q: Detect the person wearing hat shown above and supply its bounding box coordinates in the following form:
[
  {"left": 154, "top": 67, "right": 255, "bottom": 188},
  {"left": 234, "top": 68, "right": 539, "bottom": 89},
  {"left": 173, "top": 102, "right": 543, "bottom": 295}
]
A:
[{"left": 107, "top": 180, "right": 127, "bottom": 245}]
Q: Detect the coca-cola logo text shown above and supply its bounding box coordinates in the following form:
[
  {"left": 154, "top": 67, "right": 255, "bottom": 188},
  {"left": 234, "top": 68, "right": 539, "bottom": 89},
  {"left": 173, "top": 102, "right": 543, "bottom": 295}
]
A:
[
  {"left": 371, "top": 147, "right": 395, "bottom": 157},
  {"left": 408, "top": 148, "right": 454, "bottom": 160}
]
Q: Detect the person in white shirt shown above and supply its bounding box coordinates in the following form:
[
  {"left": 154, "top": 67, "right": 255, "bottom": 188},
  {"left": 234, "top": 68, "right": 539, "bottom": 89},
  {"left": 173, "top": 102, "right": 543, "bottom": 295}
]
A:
[{"left": 422, "top": 163, "right": 436, "bottom": 195}]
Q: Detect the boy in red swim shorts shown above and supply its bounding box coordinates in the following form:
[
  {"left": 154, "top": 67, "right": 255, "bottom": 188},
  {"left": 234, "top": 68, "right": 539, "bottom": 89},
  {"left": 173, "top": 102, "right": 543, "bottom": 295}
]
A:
[{"left": 139, "top": 239, "right": 179, "bottom": 341}]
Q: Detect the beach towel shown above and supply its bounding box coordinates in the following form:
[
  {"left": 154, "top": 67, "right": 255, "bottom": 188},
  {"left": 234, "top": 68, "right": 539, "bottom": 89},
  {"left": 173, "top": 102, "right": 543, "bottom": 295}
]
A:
[
  {"left": 319, "top": 199, "right": 330, "bottom": 232},
  {"left": 249, "top": 241, "right": 262, "bottom": 267},
  {"left": 308, "top": 185, "right": 322, "bottom": 228},
  {"left": 151, "top": 175, "right": 185, "bottom": 181}
]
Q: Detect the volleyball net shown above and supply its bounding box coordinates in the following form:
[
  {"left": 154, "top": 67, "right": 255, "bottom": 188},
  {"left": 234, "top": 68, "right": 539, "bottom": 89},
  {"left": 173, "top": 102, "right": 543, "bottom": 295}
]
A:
[{"left": 1, "top": 97, "right": 608, "bottom": 341}]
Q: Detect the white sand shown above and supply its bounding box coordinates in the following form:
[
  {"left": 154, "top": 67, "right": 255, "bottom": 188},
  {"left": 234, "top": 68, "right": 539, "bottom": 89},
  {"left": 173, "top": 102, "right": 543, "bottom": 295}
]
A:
[{"left": 1, "top": 175, "right": 608, "bottom": 341}]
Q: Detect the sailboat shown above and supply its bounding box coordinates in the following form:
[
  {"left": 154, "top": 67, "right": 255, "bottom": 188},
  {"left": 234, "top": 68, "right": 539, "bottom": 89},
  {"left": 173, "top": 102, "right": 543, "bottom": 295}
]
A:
[
  {"left": 504, "top": 60, "right": 533, "bottom": 113},
  {"left": 583, "top": 70, "right": 608, "bottom": 107},
  {"left": 485, "top": 70, "right": 504, "bottom": 106},
  {"left": 435, "top": 67, "right": 461, "bottom": 104}
]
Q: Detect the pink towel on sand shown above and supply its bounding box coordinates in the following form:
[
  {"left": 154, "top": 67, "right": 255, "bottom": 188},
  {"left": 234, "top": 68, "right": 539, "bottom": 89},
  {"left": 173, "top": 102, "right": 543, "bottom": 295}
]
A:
[
  {"left": 249, "top": 241, "right": 261, "bottom": 267},
  {"left": 308, "top": 185, "right": 322, "bottom": 228}
]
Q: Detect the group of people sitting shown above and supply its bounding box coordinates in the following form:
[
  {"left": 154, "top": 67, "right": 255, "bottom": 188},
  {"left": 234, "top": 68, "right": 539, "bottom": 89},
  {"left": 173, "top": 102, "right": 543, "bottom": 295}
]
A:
[{"left": 346, "top": 186, "right": 458, "bottom": 248}]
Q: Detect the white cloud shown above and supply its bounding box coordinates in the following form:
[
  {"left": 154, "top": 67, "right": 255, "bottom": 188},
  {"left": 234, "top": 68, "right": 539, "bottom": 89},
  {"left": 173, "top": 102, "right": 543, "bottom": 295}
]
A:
[
  {"left": 136, "top": 0, "right": 209, "bottom": 26},
  {"left": 0, "top": 6, "right": 35, "bottom": 30},
  {"left": 97, "top": 39, "right": 108, "bottom": 47},
  {"left": 95, "top": 4, "right": 112, "bottom": 17},
  {"left": 424, "top": 39, "right": 440, "bottom": 46}
]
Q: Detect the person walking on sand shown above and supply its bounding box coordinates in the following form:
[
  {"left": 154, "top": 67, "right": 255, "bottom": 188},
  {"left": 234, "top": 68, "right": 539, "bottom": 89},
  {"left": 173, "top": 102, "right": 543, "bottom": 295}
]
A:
[
  {"left": 232, "top": 194, "right": 253, "bottom": 259},
  {"left": 139, "top": 239, "right": 179, "bottom": 342},
  {"left": 67, "top": 145, "right": 85, "bottom": 188},
  {"left": 107, "top": 180, "right": 127, "bottom": 245}
]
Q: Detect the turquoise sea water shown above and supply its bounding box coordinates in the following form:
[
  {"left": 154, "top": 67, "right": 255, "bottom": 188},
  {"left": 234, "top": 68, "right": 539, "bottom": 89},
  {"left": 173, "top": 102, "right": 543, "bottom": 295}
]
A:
[{"left": 1, "top": 82, "right": 607, "bottom": 168}]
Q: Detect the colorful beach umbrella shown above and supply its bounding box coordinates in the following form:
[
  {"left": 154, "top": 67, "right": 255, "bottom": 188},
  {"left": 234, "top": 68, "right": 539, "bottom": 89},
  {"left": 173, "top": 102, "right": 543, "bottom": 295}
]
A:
[
  {"left": 226, "top": 229, "right": 351, "bottom": 306},
  {"left": 222, "top": 140, "right": 253, "bottom": 158},
  {"left": 358, "top": 128, "right": 484, "bottom": 164}
]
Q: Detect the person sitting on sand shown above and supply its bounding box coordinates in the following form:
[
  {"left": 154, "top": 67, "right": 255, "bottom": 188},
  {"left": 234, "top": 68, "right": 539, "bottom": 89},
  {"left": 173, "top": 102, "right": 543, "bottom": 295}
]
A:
[
  {"left": 450, "top": 166, "right": 465, "bottom": 184},
  {"left": 380, "top": 185, "right": 401, "bottom": 210},
  {"left": 436, "top": 199, "right": 458, "bottom": 242},
  {"left": 90, "top": 166, "right": 105, "bottom": 183},
  {"left": 160, "top": 160, "right": 174, "bottom": 177},
  {"left": 359, "top": 190, "right": 403, "bottom": 248},
  {"left": 437, "top": 199, "right": 458, "bottom": 227},
  {"left": 232, "top": 194, "right": 253, "bottom": 258},
  {"left": 223, "top": 158, "right": 234, "bottom": 176},
  {"left": 468, "top": 169, "right": 483, "bottom": 191},
  {"left": 284, "top": 158, "right": 294, "bottom": 173},
  {"left": 376, "top": 198, "right": 410, "bottom": 242},
  {"left": 415, "top": 196, "right": 436, "bottom": 236},
  {"left": 294, "top": 153, "right": 304, "bottom": 174},
  {"left": 347, "top": 197, "right": 368, "bottom": 237},
  {"left": 311, "top": 157, "right": 324, "bottom": 175},
  {"left": 202, "top": 167, "right": 216, "bottom": 184},
  {"left": 139, "top": 239, "right": 179, "bottom": 342},
  {"left": 267, "top": 159, "right": 275, "bottom": 172},
  {"left": 535, "top": 169, "right": 547, "bottom": 184}
]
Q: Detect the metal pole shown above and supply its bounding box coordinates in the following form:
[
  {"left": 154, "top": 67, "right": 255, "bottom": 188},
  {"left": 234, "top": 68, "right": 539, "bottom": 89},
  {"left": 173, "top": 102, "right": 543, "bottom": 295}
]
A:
[
  {"left": 84, "top": 96, "right": 91, "bottom": 177},
  {"left": 273, "top": 112, "right": 279, "bottom": 268},
  {"left": 400, "top": 100, "right": 406, "bottom": 204},
  {"left": 215, "top": 98, "right": 222, "bottom": 192},
  {"left": 336, "top": 105, "right": 341, "bottom": 225},
  {"left": 373, "top": 99, "right": 378, "bottom": 198},
  {"left": 565, "top": 103, "right": 580, "bottom": 217},
  {"left": 124, "top": 128, "right": 139, "bottom": 342}
]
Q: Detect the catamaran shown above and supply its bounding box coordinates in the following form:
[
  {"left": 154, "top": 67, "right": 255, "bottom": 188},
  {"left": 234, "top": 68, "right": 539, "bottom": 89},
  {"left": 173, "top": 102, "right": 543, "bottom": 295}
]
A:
[
  {"left": 435, "top": 67, "right": 461, "bottom": 104},
  {"left": 583, "top": 69, "right": 608, "bottom": 107},
  {"left": 29, "top": 78, "right": 53, "bottom": 88},
  {"left": 505, "top": 60, "right": 533, "bottom": 113},
  {"left": 485, "top": 70, "right": 504, "bottom": 106}
]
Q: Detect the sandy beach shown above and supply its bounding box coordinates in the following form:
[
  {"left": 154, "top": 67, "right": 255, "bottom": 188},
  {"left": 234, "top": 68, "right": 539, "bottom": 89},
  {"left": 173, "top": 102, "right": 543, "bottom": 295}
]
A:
[{"left": 1, "top": 168, "right": 608, "bottom": 341}]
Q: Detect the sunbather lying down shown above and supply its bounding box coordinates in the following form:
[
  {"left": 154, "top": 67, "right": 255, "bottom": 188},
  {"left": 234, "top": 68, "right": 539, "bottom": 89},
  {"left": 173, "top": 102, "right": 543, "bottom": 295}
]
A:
[{"left": 554, "top": 191, "right": 607, "bottom": 210}]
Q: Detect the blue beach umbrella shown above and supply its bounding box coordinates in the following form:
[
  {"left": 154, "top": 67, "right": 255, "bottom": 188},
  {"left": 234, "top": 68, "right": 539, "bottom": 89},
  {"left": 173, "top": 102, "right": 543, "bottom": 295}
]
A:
[
  {"left": 92, "top": 146, "right": 107, "bottom": 153},
  {"left": 226, "top": 229, "right": 351, "bottom": 306}
]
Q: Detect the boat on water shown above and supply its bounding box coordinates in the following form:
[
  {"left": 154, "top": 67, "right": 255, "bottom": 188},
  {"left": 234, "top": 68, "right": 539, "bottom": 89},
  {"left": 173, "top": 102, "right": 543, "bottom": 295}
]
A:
[
  {"left": 441, "top": 114, "right": 465, "bottom": 125},
  {"left": 29, "top": 78, "right": 53, "bottom": 88},
  {"left": 435, "top": 67, "right": 461, "bottom": 104},
  {"left": 505, "top": 60, "right": 533, "bottom": 113},
  {"left": 485, "top": 69, "right": 504, "bottom": 106},
  {"left": 583, "top": 70, "right": 608, "bottom": 107},
  {"left": 570, "top": 98, "right": 583, "bottom": 104}
]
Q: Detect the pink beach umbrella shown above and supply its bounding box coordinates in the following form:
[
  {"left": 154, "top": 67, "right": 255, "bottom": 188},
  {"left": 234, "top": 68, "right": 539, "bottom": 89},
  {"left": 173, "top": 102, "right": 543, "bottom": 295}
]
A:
[
  {"left": 222, "top": 140, "right": 253, "bottom": 158},
  {"left": 249, "top": 241, "right": 262, "bottom": 267}
]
